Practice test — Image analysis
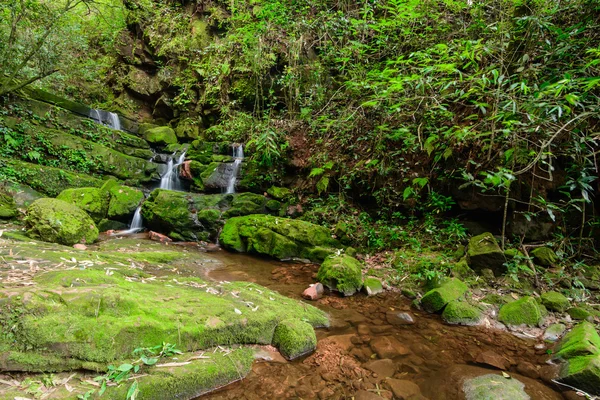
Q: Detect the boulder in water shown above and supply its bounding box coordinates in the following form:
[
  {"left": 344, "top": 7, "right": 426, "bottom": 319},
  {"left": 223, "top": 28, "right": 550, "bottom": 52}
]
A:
[
  {"left": 463, "top": 374, "right": 530, "bottom": 400},
  {"left": 145, "top": 126, "right": 178, "bottom": 146},
  {"left": 420, "top": 278, "right": 468, "bottom": 312},
  {"left": 272, "top": 319, "right": 317, "bottom": 360},
  {"left": 56, "top": 187, "right": 110, "bottom": 223},
  {"left": 442, "top": 300, "right": 482, "bottom": 326},
  {"left": 498, "top": 296, "right": 543, "bottom": 327},
  {"left": 317, "top": 255, "right": 364, "bottom": 296},
  {"left": 363, "top": 277, "right": 383, "bottom": 296},
  {"left": 25, "top": 198, "right": 98, "bottom": 245}
]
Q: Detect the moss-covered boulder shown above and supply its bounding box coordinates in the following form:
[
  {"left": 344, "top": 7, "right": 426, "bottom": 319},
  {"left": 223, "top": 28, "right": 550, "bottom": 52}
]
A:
[
  {"left": 541, "top": 291, "right": 570, "bottom": 312},
  {"left": 498, "top": 296, "right": 543, "bottom": 326},
  {"left": 220, "top": 214, "right": 341, "bottom": 262},
  {"left": 442, "top": 300, "right": 482, "bottom": 325},
  {"left": 466, "top": 232, "right": 506, "bottom": 276},
  {"left": 363, "top": 277, "right": 383, "bottom": 296},
  {"left": 97, "top": 219, "right": 129, "bottom": 232},
  {"left": 555, "top": 322, "right": 600, "bottom": 360},
  {"left": 317, "top": 255, "right": 364, "bottom": 296},
  {"left": 267, "top": 186, "right": 292, "bottom": 200},
  {"left": 145, "top": 126, "right": 178, "bottom": 146},
  {"left": 531, "top": 247, "right": 558, "bottom": 266},
  {"left": 463, "top": 374, "right": 530, "bottom": 400},
  {"left": 107, "top": 185, "right": 144, "bottom": 221},
  {"left": 421, "top": 278, "right": 468, "bottom": 313},
  {"left": 272, "top": 319, "right": 317, "bottom": 360},
  {"left": 25, "top": 198, "right": 99, "bottom": 245},
  {"left": 56, "top": 187, "right": 110, "bottom": 223},
  {"left": 175, "top": 120, "right": 200, "bottom": 141},
  {"left": 558, "top": 355, "right": 600, "bottom": 395},
  {"left": 567, "top": 307, "right": 593, "bottom": 321},
  {"left": 0, "top": 190, "right": 18, "bottom": 219}
]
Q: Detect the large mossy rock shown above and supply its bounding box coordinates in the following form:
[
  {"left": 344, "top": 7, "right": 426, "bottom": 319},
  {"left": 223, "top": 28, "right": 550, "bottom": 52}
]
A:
[
  {"left": 220, "top": 214, "right": 341, "bottom": 262},
  {"left": 316, "top": 255, "right": 364, "bottom": 296},
  {"left": 175, "top": 120, "right": 200, "bottom": 141},
  {"left": 540, "top": 291, "right": 570, "bottom": 312},
  {"left": 421, "top": 278, "right": 468, "bottom": 313},
  {"left": 145, "top": 126, "right": 178, "bottom": 146},
  {"left": 25, "top": 198, "right": 99, "bottom": 245},
  {"left": 463, "top": 374, "right": 530, "bottom": 400},
  {"left": 0, "top": 190, "right": 18, "bottom": 219},
  {"left": 272, "top": 319, "right": 317, "bottom": 360},
  {"left": 555, "top": 321, "right": 600, "bottom": 360},
  {"left": 466, "top": 232, "right": 506, "bottom": 276},
  {"left": 531, "top": 247, "right": 559, "bottom": 267},
  {"left": 56, "top": 187, "right": 111, "bottom": 223},
  {"left": 498, "top": 296, "right": 543, "bottom": 327},
  {"left": 442, "top": 300, "right": 482, "bottom": 326},
  {"left": 267, "top": 186, "right": 292, "bottom": 200},
  {"left": 107, "top": 185, "right": 144, "bottom": 221}
]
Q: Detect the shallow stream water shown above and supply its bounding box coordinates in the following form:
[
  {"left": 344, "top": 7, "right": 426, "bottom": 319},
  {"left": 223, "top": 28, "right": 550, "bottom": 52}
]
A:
[{"left": 180, "top": 247, "right": 566, "bottom": 400}]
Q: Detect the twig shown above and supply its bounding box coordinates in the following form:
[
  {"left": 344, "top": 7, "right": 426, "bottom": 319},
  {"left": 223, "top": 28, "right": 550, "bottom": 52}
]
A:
[{"left": 520, "top": 245, "right": 540, "bottom": 288}]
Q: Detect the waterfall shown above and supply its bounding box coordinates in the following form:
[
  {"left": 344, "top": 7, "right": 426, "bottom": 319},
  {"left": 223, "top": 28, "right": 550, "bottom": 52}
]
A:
[
  {"left": 112, "top": 206, "right": 144, "bottom": 236},
  {"left": 225, "top": 144, "right": 244, "bottom": 194},
  {"left": 159, "top": 151, "right": 187, "bottom": 191},
  {"left": 89, "top": 109, "right": 121, "bottom": 131}
]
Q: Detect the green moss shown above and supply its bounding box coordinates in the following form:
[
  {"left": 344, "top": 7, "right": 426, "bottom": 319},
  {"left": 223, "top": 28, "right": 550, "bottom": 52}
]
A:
[
  {"left": 531, "top": 247, "right": 558, "bottom": 266},
  {"left": 175, "top": 120, "right": 200, "bottom": 141},
  {"left": 220, "top": 214, "right": 341, "bottom": 262},
  {"left": 265, "top": 199, "right": 282, "bottom": 212},
  {"left": 25, "top": 198, "right": 99, "bottom": 245},
  {"left": 56, "top": 187, "right": 110, "bottom": 223},
  {"left": 223, "top": 193, "right": 268, "bottom": 218},
  {"left": 442, "top": 300, "right": 482, "bottom": 325},
  {"left": 267, "top": 186, "right": 292, "bottom": 200},
  {"left": 498, "top": 296, "right": 543, "bottom": 326},
  {"left": 568, "top": 307, "right": 593, "bottom": 320},
  {"left": 363, "top": 277, "right": 383, "bottom": 296},
  {"left": 107, "top": 185, "right": 144, "bottom": 221},
  {"left": 559, "top": 355, "right": 600, "bottom": 395},
  {"left": 0, "top": 191, "right": 18, "bottom": 219},
  {"left": 466, "top": 232, "right": 506, "bottom": 276},
  {"left": 98, "top": 219, "right": 129, "bottom": 232},
  {"left": 540, "top": 291, "right": 570, "bottom": 312},
  {"left": 317, "top": 255, "right": 364, "bottom": 296},
  {"left": 555, "top": 321, "right": 600, "bottom": 359},
  {"left": 420, "top": 278, "right": 468, "bottom": 313},
  {"left": 272, "top": 319, "right": 317, "bottom": 360},
  {"left": 145, "top": 126, "right": 178, "bottom": 146},
  {"left": 451, "top": 257, "right": 473, "bottom": 278},
  {"left": 463, "top": 374, "right": 529, "bottom": 400}
]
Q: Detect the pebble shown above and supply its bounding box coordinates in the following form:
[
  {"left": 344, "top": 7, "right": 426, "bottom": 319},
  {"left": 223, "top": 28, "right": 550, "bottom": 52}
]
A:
[
  {"left": 302, "top": 282, "right": 324, "bottom": 300},
  {"left": 73, "top": 243, "right": 87, "bottom": 250},
  {"left": 385, "top": 378, "right": 422, "bottom": 399},
  {"left": 364, "top": 359, "right": 397, "bottom": 378},
  {"left": 475, "top": 350, "right": 509, "bottom": 370},
  {"left": 370, "top": 336, "right": 411, "bottom": 359},
  {"left": 386, "top": 311, "right": 416, "bottom": 326}
]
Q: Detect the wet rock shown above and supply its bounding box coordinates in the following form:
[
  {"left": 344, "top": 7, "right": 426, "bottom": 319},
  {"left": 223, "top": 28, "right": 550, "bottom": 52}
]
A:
[
  {"left": 371, "top": 325, "right": 393, "bottom": 334},
  {"left": 498, "top": 296, "right": 543, "bottom": 327},
  {"left": 179, "top": 160, "right": 193, "bottom": 180},
  {"left": 466, "top": 232, "right": 506, "bottom": 276},
  {"left": 25, "top": 198, "right": 99, "bottom": 245},
  {"left": 358, "top": 324, "right": 371, "bottom": 335},
  {"left": 319, "top": 334, "right": 355, "bottom": 353},
  {"left": 386, "top": 379, "right": 421, "bottom": 399},
  {"left": 475, "top": 350, "right": 509, "bottom": 370},
  {"left": 302, "top": 283, "right": 324, "bottom": 300},
  {"left": 363, "top": 277, "right": 384, "bottom": 296},
  {"left": 148, "top": 231, "right": 172, "bottom": 243},
  {"left": 442, "top": 300, "right": 482, "bottom": 326},
  {"left": 317, "top": 255, "right": 364, "bottom": 296},
  {"left": 530, "top": 247, "right": 558, "bottom": 267},
  {"left": 354, "top": 390, "right": 384, "bottom": 400},
  {"left": 364, "top": 359, "right": 396, "bottom": 378},
  {"left": 107, "top": 185, "right": 144, "bottom": 222},
  {"left": 463, "top": 374, "right": 529, "bottom": 400},
  {"left": 386, "top": 311, "right": 416, "bottom": 326},
  {"left": 540, "top": 291, "right": 570, "bottom": 312},
  {"left": 516, "top": 361, "right": 540, "bottom": 379},
  {"left": 273, "top": 319, "right": 317, "bottom": 360},
  {"left": 543, "top": 323, "right": 566, "bottom": 342},
  {"left": 421, "top": 278, "right": 468, "bottom": 312},
  {"left": 73, "top": 244, "right": 87, "bottom": 250},
  {"left": 98, "top": 219, "right": 129, "bottom": 232},
  {"left": 370, "top": 336, "right": 410, "bottom": 359}
]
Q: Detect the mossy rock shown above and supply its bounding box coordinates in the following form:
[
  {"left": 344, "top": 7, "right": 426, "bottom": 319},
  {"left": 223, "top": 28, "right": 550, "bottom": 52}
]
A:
[
  {"left": 0, "top": 190, "right": 18, "bottom": 219},
  {"left": 220, "top": 214, "right": 341, "bottom": 262},
  {"left": 554, "top": 321, "right": 600, "bottom": 360},
  {"left": 267, "top": 186, "right": 292, "bottom": 200},
  {"left": 363, "top": 277, "right": 383, "bottom": 296},
  {"left": 223, "top": 193, "right": 269, "bottom": 218},
  {"left": 540, "top": 291, "right": 570, "bottom": 312},
  {"left": 97, "top": 219, "right": 129, "bottom": 232},
  {"left": 56, "top": 187, "right": 110, "bottom": 223},
  {"left": 466, "top": 232, "right": 506, "bottom": 276},
  {"left": 504, "top": 248, "right": 525, "bottom": 259},
  {"left": 145, "top": 126, "right": 178, "bottom": 146},
  {"left": 25, "top": 198, "right": 99, "bottom": 245},
  {"left": 139, "top": 122, "right": 159, "bottom": 136},
  {"left": 175, "top": 120, "right": 200, "bottom": 141},
  {"left": 463, "top": 374, "right": 529, "bottom": 400},
  {"left": 558, "top": 354, "right": 600, "bottom": 395},
  {"left": 107, "top": 185, "right": 144, "bottom": 221},
  {"left": 567, "top": 307, "right": 593, "bottom": 321},
  {"left": 498, "top": 296, "right": 543, "bottom": 327},
  {"left": 442, "top": 300, "right": 482, "bottom": 326},
  {"left": 265, "top": 199, "right": 282, "bottom": 212},
  {"left": 531, "top": 247, "right": 558, "bottom": 267},
  {"left": 272, "top": 319, "right": 317, "bottom": 360},
  {"left": 317, "top": 255, "right": 364, "bottom": 296},
  {"left": 421, "top": 278, "right": 468, "bottom": 313},
  {"left": 451, "top": 257, "right": 474, "bottom": 279}
]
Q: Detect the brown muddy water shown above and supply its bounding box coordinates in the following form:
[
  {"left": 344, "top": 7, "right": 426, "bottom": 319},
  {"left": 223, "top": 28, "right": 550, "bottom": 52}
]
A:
[{"left": 183, "top": 247, "right": 567, "bottom": 400}]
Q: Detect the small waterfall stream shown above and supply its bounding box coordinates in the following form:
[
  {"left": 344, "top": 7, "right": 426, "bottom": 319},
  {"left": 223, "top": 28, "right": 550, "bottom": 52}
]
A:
[
  {"left": 89, "top": 109, "right": 121, "bottom": 131},
  {"left": 112, "top": 205, "right": 144, "bottom": 236},
  {"left": 159, "top": 151, "right": 187, "bottom": 191},
  {"left": 225, "top": 144, "right": 244, "bottom": 194}
]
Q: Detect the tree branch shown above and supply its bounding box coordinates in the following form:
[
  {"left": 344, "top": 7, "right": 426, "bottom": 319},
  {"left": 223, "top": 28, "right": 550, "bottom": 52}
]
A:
[{"left": 0, "top": 69, "right": 59, "bottom": 97}]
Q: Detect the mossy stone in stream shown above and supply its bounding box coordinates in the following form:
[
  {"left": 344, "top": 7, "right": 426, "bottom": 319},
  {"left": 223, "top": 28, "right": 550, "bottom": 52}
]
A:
[
  {"left": 267, "top": 186, "right": 292, "bottom": 200},
  {"left": 97, "top": 219, "right": 129, "bottom": 232},
  {"left": 442, "top": 300, "right": 482, "bottom": 326},
  {"left": 498, "top": 296, "right": 543, "bottom": 326},
  {"left": 107, "top": 185, "right": 144, "bottom": 221},
  {"left": 531, "top": 247, "right": 558, "bottom": 266},
  {"left": 25, "top": 198, "right": 99, "bottom": 245},
  {"left": 558, "top": 354, "right": 600, "bottom": 395},
  {"left": 567, "top": 307, "right": 593, "bottom": 321},
  {"left": 56, "top": 187, "right": 110, "bottom": 223},
  {"left": 272, "top": 319, "right": 317, "bottom": 360},
  {"left": 466, "top": 232, "right": 506, "bottom": 276},
  {"left": 420, "top": 278, "right": 468, "bottom": 313},
  {"left": 540, "top": 291, "right": 570, "bottom": 312},
  {"left": 363, "top": 277, "right": 383, "bottom": 296},
  {"left": 554, "top": 321, "right": 600, "bottom": 359},
  {"left": 316, "top": 255, "right": 363, "bottom": 296},
  {"left": 463, "top": 374, "right": 529, "bottom": 400},
  {"left": 145, "top": 126, "right": 178, "bottom": 146}
]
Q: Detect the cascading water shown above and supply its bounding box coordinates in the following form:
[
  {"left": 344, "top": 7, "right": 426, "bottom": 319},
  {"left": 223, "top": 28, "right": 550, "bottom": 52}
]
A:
[
  {"left": 159, "top": 151, "right": 187, "bottom": 191},
  {"left": 112, "top": 205, "right": 144, "bottom": 235},
  {"left": 225, "top": 144, "right": 244, "bottom": 194},
  {"left": 89, "top": 109, "right": 121, "bottom": 131}
]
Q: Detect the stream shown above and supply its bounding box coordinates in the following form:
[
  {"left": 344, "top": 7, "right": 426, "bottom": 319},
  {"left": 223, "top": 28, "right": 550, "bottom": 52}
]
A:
[{"left": 160, "top": 245, "right": 566, "bottom": 400}]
